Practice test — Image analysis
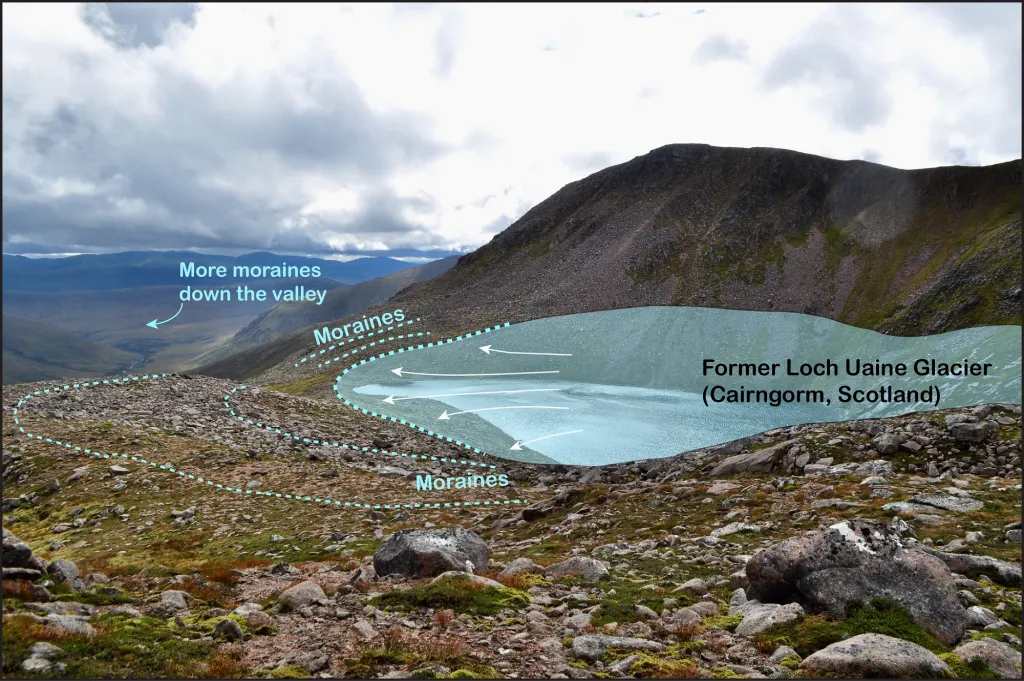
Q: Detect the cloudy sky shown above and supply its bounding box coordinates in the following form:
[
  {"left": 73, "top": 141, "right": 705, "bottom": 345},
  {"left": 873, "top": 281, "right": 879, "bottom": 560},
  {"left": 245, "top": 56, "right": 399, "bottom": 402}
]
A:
[{"left": 3, "top": 3, "right": 1020, "bottom": 257}]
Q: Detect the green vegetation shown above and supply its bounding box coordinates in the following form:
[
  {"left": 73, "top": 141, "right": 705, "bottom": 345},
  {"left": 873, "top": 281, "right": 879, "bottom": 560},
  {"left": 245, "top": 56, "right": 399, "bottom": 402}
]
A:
[
  {"left": 848, "top": 195, "right": 1022, "bottom": 332},
  {"left": 704, "top": 614, "right": 744, "bottom": 632},
  {"left": 625, "top": 652, "right": 700, "bottom": 678},
  {"left": 265, "top": 373, "right": 334, "bottom": 396},
  {"left": 753, "top": 599, "right": 946, "bottom": 657},
  {"left": 590, "top": 581, "right": 674, "bottom": 626},
  {"left": 54, "top": 589, "right": 136, "bottom": 606},
  {"left": 266, "top": 665, "right": 310, "bottom": 679},
  {"left": 342, "top": 626, "right": 497, "bottom": 679},
  {"left": 1, "top": 612, "right": 247, "bottom": 678},
  {"left": 939, "top": 653, "right": 998, "bottom": 679},
  {"left": 372, "top": 575, "right": 529, "bottom": 616},
  {"left": 822, "top": 221, "right": 854, "bottom": 274}
]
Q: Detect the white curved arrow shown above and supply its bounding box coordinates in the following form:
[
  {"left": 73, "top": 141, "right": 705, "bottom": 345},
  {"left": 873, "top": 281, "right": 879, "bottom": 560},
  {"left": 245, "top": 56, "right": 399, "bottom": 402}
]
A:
[
  {"left": 383, "top": 388, "right": 560, "bottom": 404},
  {"left": 439, "top": 406, "right": 569, "bottom": 420},
  {"left": 510, "top": 430, "right": 583, "bottom": 451},
  {"left": 390, "top": 367, "right": 558, "bottom": 378},
  {"left": 479, "top": 345, "right": 572, "bottom": 357},
  {"left": 146, "top": 302, "right": 184, "bottom": 329}
]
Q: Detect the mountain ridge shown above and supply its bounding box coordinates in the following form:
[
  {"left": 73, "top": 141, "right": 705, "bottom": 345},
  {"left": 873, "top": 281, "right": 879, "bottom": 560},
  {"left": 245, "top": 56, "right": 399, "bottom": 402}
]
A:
[
  {"left": 197, "top": 144, "right": 1021, "bottom": 382},
  {"left": 385, "top": 143, "right": 1021, "bottom": 334}
]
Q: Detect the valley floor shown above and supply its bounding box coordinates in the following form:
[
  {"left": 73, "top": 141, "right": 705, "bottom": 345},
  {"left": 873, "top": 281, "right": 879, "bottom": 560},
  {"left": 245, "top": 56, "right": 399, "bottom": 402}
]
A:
[{"left": 1, "top": 363, "right": 1021, "bottom": 679}]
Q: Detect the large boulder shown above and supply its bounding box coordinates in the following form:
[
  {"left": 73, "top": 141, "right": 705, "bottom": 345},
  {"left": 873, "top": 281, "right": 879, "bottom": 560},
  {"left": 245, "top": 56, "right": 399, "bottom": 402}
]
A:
[
  {"left": 948, "top": 421, "right": 996, "bottom": 443},
  {"left": 745, "top": 519, "right": 968, "bottom": 645},
  {"left": 47, "top": 559, "right": 82, "bottom": 590},
  {"left": 800, "top": 633, "right": 952, "bottom": 678},
  {"left": 373, "top": 528, "right": 490, "bottom": 578},
  {"left": 952, "top": 638, "right": 1023, "bottom": 679},
  {"left": 872, "top": 433, "right": 902, "bottom": 454},
  {"left": 709, "top": 439, "right": 798, "bottom": 476},
  {"left": 2, "top": 528, "right": 46, "bottom": 571}
]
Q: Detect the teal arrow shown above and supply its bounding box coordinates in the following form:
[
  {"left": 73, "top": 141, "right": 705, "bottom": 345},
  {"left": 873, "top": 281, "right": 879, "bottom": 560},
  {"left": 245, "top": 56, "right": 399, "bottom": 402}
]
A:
[{"left": 146, "top": 302, "right": 183, "bottom": 329}]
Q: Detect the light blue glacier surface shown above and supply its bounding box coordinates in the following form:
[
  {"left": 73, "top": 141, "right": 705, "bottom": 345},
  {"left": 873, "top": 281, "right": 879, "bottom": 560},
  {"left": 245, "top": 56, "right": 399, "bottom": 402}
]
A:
[{"left": 336, "top": 307, "right": 1022, "bottom": 466}]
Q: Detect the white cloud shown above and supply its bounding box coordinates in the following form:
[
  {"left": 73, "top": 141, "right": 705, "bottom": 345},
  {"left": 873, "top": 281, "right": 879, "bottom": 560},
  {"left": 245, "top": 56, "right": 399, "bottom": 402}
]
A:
[{"left": 2, "top": 2, "right": 1020, "bottom": 255}]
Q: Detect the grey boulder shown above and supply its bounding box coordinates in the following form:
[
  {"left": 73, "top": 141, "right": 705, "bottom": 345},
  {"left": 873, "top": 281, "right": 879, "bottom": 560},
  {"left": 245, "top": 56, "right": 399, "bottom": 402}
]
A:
[
  {"left": 800, "top": 633, "right": 952, "bottom": 678},
  {"left": 730, "top": 599, "right": 804, "bottom": 637},
  {"left": 915, "top": 545, "right": 1022, "bottom": 587},
  {"left": 952, "top": 638, "right": 1023, "bottom": 679},
  {"left": 373, "top": 528, "right": 490, "bottom": 578},
  {"left": 277, "top": 581, "right": 328, "bottom": 609},
  {"left": 498, "top": 557, "right": 546, "bottom": 579},
  {"left": 571, "top": 635, "right": 665, "bottom": 661},
  {"left": 545, "top": 556, "right": 610, "bottom": 582},
  {"left": 745, "top": 519, "right": 968, "bottom": 645},
  {"left": 710, "top": 439, "right": 798, "bottom": 476}
]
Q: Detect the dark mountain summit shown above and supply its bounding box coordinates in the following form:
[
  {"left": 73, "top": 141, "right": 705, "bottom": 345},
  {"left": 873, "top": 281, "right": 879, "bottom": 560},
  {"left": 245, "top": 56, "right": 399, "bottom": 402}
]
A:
[
  {"left": 199, "top": 144, "right": 1021, "bottom": 381},
  {"left": 384, "top": 144, "right": 1021, "bottom": 335}
]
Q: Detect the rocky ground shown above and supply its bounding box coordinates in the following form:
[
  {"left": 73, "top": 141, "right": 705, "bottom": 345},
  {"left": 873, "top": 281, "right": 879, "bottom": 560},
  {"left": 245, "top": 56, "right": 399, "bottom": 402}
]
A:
[{"left": 2, "top": 362, "right": 1022, "bottom": 678}]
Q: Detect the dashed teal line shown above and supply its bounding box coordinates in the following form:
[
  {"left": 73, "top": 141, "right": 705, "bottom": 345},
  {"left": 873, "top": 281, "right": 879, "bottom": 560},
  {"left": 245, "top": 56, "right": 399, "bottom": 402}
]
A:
[
  {"left": 334, "top": 322, "right": 515, "bottom": 457},
  {"left": 295, "top": 318, "right": 421, "bottom": 366},
  {"left": 224, "top": 385, "right": 498, "bottom": 470},
  {"left": 317, "top": 331, "right": 431, "bottom": 369},
  {"left": 12, "top": 371, "right": 523, "bottom": 511}
]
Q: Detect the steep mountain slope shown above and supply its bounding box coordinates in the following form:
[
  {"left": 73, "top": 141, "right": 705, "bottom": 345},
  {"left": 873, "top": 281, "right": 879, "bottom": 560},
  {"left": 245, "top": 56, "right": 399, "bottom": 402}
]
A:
[
  {"left": 193, "top": 256, "right": 457, "bottom": 377},
  {"left": 201, "top": 144, "right": 1021, "bottom": 382},
  {"left": 1, "top": 315, "right": 141, "bottom": 384},
  {"left": 383, "top": 144, "right": 1021, "bottom": 335}
]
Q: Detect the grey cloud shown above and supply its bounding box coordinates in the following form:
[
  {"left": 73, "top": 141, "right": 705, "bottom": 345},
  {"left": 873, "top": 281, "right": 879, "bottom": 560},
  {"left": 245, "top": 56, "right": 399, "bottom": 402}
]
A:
[
  {"left": 760, "top": 8, "right": 890, "bottom": 133},
  {"left": 2, "top": 5, "right": 452, "bottom": 256},
  {"left": 860, "top": 149, "right": 882, "bottom": 163},
  {"left": 83, "top": 2, "right": 197, "bottom": 49},
  {"left": 691, "top": 35, "right": 749, "bottom": 65},
  {"left": 432, "top": 13, "right": 462, "bottom": 79},
  {"left": 563, "top": 151, "right": 613, "bottom": 174},
  {"left": 943, "top": 146, "right": 981, "bottom": 167},
  {"left": 917, "top": 4, "right": 1021, "bottom": 161}
]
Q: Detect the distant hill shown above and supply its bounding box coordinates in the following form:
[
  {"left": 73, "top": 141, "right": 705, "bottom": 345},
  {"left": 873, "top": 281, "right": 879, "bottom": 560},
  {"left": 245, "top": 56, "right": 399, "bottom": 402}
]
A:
[
  {"left": 2, "top": 315, "right": 141, "bottom": 385},
  {"left": 193, "top": 256, "right": 458, "bottom": 376},
  {"left": 1, "top": 251, "right": 449, "bottom": 381},
  {"left": 1, "top": 251, "right": 423, "bottom": 292}
]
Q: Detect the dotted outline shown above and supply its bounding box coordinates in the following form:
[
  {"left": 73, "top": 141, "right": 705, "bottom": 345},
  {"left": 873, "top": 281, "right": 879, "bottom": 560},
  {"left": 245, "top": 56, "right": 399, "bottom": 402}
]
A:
[
  {"left": 316, "top": 330, "right": 430, "bottom": 369},
  {"left": 11, "top": 372, "right": 524, "bottom": 511},
  {"left": 334, "top": 322, "right": 518, "bottom": 457},
  {"left": 224, "top": 385, "right": 499, "bottom": 470},
  {"left": 295, "top": 318, "right": 421, "bottom": 366}
]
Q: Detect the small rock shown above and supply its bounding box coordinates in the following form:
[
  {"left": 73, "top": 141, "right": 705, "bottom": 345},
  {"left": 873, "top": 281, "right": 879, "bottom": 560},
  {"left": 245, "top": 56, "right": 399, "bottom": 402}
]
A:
[
  {"left": 278, "top": 581, "right": 327, "bottom": 609},
  {"left": 769, "top": 645, "right": 800, "bottom": 664},
  {"left": 499, "top": 557, "right": 546, "bottom": 578},
  {"left": 546, "top": 557, "right": 610, "bottom": 582},
  {"left": 213, "top": 618, "right": 244, "bottom": 641},
  {"left": 571, "top": 635, "right": 665, "bottom": 662},
  {"left": 353, "top": 619, "right": 377, "bottom": 640}
]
